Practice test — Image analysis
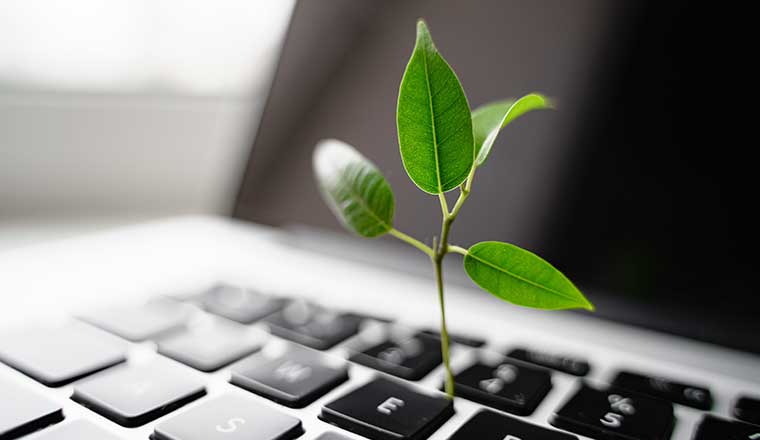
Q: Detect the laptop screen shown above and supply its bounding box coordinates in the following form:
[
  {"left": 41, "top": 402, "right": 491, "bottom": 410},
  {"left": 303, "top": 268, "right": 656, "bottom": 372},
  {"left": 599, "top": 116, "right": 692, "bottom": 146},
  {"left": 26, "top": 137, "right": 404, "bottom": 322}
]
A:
[{"left": 235, "top": 1, "right": 757, "bottom": 353}]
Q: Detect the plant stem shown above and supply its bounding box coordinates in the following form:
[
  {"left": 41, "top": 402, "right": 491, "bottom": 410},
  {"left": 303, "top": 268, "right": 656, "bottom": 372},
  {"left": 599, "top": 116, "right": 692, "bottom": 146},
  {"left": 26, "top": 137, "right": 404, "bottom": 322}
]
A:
[
  {"left": 438, "top": 193, "right": 449, "bottom": 218},
  {"left": 463, "top": 165, "right": 476, "bottom": 193},
  {"left": 434, "top": 187, "right": 469, "bottom": 399},
  {"left": 433, "top": 254, "right": 455, "bottom": 398},
  {"left": 388, "top": 224, "right": 454, "bottom": 399},
  {"left": 388, "top": 228, "right": 434, "bottom": 257},
  {"left": 447, "top": 244, "right": 468, "bottom": 255},
  {"left": 432, "top": 172, "right": 478, "bottom": 399}
]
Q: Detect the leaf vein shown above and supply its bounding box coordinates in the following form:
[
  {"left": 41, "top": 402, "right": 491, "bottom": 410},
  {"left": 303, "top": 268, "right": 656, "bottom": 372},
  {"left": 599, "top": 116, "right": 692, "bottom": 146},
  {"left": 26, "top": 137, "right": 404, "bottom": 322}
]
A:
[
  {"left": 467, "top": 251, "right": 579, "bottom": 304},
  {"left": 340, "top": 171, "right": 390, "bottom": 232},
  {"left": 421, "top": 47, "right": 443, "bottom": 193}
]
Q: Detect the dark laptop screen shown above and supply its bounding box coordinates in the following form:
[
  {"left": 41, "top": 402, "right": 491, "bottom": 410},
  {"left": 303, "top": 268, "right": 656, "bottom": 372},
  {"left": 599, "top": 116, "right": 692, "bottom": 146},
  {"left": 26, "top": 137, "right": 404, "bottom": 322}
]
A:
[
  {"left": 537, "top": 1, "right": 756, "bottom": 351},
  {"left": 235, "top": 1, "right": 757, "bottom": 353}
]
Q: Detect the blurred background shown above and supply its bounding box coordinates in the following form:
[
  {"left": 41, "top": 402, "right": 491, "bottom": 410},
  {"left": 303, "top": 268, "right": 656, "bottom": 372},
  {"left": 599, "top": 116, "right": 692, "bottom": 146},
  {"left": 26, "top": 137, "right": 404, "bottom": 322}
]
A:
[
  {"left": 1, "top": 0, "right": 756, "bottom": 350},
  {"left": 0, "top": 0, "right": 295, "bottom": 248},
  {"left": 1, "top": 0, "right": 620, "bottom": 250}
]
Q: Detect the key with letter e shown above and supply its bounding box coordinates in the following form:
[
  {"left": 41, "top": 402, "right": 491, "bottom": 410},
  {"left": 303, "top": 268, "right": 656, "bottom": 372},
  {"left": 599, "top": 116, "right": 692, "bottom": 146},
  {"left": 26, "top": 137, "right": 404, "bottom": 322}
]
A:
[
  {"left": 321, "top": 377, "right": 453, "bottom": 440},
  {"left": 377, "top": 397, "right": 405, "bottom": 414}
]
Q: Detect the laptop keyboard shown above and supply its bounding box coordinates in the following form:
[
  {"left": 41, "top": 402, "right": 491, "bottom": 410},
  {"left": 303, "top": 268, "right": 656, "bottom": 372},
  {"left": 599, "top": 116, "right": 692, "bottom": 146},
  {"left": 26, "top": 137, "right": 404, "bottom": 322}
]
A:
[
  {"left": 79, "top": 299, "right": 194, "bottom": 342},
  {"left": 156, "top": 318, "right": 263, "bottom": 372},
  {"left": 451, "top": 360, "right": 552, "bottom": 416},
  {"left": 350, "top": 333, "right": 442, "bottom": 381},
  {"left": 153, "top": 393, "right": 303, "bottom": 440},
  {"left": 450, "top": 409, "right": 577, "bottom": 440},
  {"left": 0, "top": 284, "right": 758, "bottom": 440},
  {"left": 0, "top": 379, "right": 64, "bottom": 439},
  {"left": 230, "top": 345, "right": 349, "bottom": 408},
  {"left": 0, "top": 323, "right": 127, "bottom": 388},
  {"left": 320, "top": 377, "right": 454, "bottom": 440},
  {"left": 265, "top": 301, "right": 364, "bottom": 351},
  {"left": 610, "top": 371, "right": 713, "bottom": 410},
  {"left": 550, "top": 383, "right": 675, "bottom": 440},
  {"left": 70, "top": 359, "right": 207, "bottom": 428}
]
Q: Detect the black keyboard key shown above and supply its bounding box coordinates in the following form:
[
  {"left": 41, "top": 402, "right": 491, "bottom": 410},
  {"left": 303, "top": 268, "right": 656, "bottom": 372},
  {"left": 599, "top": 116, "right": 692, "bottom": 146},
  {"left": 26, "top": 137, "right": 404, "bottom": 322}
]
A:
[
  {"left": 350, "top": 333, "right": 441, "bottom": 380},
  {"left": 320, "top": 377, "right": 454, "bottom": 440},
  {"left": 0, "top": 323, "right": 126, "bottom": 387},
  {"left": 265, "top": 301, "right": 362, "bottom": 350},
  {"left": 0, "top": 378, "right": 63, "bottom": 439},
  {"left": 153, "top": 393, "right": 303, "bottom": 440},
  {"left": 735, "top": 395, "right": 760, "bottom": 425},
  {"left": 507, "top": 347, "right": 590, "bottom": 376},
  {"left": 198, "top": 284, "right": 285, "bottom": 324},
  {"left": 693, "top": 415, "right": 760, "bottom": 440},
  {"left": 550, "top": 383, "right": 675, "bottom": 440},
  {"left": 71, "top": 360, "right": 205, "bottom": 427},
  {"left": 450, "top": 409, "right": 578, "bottom": 440},
  {"left": 158, "top": 320, "right": 263, "bottom": 372},
  {"left": 231, "top": 344, "right": 348, "bottom": 408},
  {"left": 453, "top": 360, "right": 552, "bottom": 416},
  {"left": 419, "top": 329, "right": 486, "bottom": 348},
  {"left": 612, "top": 370, "right": 712, "bottom": 410},
  {"left": 26, "top": 420, "right": 123, "bottom": 439},
  {"left": 80, "top": 299, "right": 194, "bottom": 341}
]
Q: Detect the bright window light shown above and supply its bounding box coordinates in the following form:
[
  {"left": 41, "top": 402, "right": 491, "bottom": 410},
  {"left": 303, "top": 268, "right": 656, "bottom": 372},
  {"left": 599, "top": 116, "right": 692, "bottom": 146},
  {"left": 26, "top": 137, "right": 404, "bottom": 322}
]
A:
[{"left": 0, "top": 0, "right": 295, "bottom": 97}]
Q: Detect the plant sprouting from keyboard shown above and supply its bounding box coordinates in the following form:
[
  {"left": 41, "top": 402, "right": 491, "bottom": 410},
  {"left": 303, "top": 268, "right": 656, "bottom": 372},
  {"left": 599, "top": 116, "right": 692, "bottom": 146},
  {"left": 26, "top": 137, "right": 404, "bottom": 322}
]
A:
[{"left": 313, "top": 20, "right": 594, "bottom": 399}]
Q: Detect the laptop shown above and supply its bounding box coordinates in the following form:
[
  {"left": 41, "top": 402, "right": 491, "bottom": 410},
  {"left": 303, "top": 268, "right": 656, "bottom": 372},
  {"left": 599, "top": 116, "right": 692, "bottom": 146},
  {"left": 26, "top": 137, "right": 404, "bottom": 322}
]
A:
[{"left": 1, "top": 1, "right": 757, "bottom": 439}]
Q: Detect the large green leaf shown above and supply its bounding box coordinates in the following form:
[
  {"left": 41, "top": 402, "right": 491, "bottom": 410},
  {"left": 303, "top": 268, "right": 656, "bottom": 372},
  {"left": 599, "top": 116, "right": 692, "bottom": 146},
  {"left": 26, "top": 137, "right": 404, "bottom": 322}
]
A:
[
  {"left": 313, "top": 139, "right": 395, "bottom": 237},
  {"left": 397, "top": 20, "right": 473, "bottom": 194},
  {"left": 472, "top": 93, "right": 553, "bottom": 166},
  {"left": 463, "top": 241, "right": 593, "bottom": 310}
]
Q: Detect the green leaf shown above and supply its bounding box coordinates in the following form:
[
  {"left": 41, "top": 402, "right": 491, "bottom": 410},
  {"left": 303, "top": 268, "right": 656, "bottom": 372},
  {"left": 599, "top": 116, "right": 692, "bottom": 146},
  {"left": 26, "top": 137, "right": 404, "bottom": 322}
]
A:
[
  {"left": 397, "top": 20, "right": 474, "bottom": 194},
  {"left": 472, "top": 93, "right": 553, "bottom": 166},
  {"left": 463, "top": 241, "right": 593, "bottom": 310},
  {"left": 313, "top": 139, "right": 395, "bottom": 238}
]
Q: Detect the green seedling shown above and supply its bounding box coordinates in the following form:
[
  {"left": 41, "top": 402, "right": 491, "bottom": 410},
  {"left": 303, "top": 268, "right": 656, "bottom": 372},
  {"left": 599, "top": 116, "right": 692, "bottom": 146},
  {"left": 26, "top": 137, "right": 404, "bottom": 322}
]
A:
[{"left": 313, "top": 19, "right": 594, "bottom": 398}]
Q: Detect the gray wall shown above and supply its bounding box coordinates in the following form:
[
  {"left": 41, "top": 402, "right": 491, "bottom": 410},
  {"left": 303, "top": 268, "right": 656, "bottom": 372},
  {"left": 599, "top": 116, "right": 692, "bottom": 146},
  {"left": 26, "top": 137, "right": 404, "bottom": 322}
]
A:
[{"left": 0, "top": 93, "right": 257, "bottom": 221}]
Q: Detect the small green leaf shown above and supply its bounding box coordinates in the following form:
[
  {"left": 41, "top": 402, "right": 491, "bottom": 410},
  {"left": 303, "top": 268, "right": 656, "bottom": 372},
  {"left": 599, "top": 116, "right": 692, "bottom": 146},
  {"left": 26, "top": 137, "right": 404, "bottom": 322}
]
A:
[
  {"left": 313, "top": 139, "right": 395, "bottom": 238},
  {"left": 463, "top": 241, "right": 593, "bottom": 310},
  {"left": 397, "top": 20, "right": 474, "bottom": 194},
  {"left": 472, "top": 93, "right": 553, "bottom": 166}
]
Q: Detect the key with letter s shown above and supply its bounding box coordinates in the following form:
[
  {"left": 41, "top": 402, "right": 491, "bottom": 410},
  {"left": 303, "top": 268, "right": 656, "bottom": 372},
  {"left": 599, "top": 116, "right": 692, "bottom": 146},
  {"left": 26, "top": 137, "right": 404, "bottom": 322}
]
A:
[{"left": 153, "top": 393, "right": 303, "bottom": 440}]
